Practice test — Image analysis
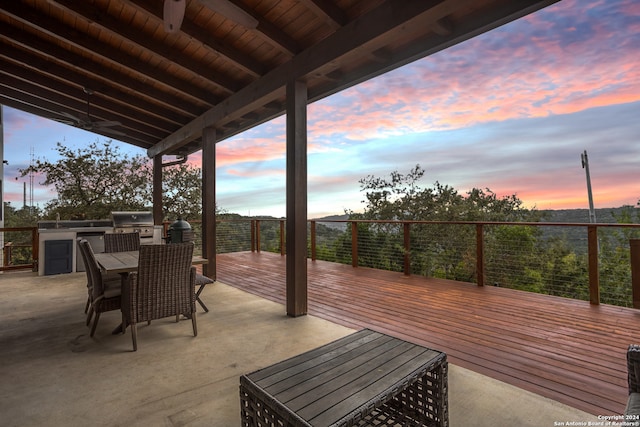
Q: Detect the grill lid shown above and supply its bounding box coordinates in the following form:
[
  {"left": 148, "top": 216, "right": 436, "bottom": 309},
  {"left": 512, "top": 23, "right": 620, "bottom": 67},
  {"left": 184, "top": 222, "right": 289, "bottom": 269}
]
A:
[{"left": 111, "top": 211, "right": 154, "bottom": 227}]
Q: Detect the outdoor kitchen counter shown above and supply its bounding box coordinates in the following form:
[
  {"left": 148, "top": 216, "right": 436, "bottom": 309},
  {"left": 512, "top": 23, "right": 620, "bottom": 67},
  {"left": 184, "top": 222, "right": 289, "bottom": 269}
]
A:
[
  {"left": 38, "top": 217, "right": 163, "bottom": 276},
  {"left": 37, "top": 227, "right": 114, "bottom": 276}
]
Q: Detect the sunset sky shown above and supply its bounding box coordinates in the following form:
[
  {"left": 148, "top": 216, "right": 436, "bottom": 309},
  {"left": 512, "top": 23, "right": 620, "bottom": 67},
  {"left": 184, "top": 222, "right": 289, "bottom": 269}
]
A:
[{"left": 3, "top": 0, "right": 640, "bottom": 219}]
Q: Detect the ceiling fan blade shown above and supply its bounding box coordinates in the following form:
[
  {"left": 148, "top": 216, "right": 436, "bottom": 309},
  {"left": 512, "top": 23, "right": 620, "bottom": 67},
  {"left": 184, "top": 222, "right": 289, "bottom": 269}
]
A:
[
  {"left": 164, "top": 0, "right": 186, "bottom": 33},
  {"left": 51, "top": 117, "right": 76, "bottom": 126},
  {"left": 100, "top": 128, "right": 127, "bottom": 137},
  {"left": 94, "top": 120, "right": 122, "bottom": 128},
  {"left": 58, "top": 111, "right": 83, "bottom": 122},
  {"left": 200, "top": 0, "right": 258, "bottom": 29}
]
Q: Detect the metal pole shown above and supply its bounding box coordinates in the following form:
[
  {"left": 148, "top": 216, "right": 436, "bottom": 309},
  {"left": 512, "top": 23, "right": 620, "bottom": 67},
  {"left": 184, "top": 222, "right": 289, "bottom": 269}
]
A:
[{"left": 581, "top": 150, "right": 596, "bottom": 223}]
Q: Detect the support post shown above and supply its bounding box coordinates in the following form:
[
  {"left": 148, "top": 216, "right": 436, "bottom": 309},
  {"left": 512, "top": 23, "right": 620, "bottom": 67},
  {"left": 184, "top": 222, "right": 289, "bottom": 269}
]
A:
[
  {"left": 202, "top": 126, "right": 216, "bottom": 279},
  {"left": 153, "top": 155, "right": 163, "bottom": 225},
  {"left": 285, "top": 79, "right": 308, "bottom": 317}
]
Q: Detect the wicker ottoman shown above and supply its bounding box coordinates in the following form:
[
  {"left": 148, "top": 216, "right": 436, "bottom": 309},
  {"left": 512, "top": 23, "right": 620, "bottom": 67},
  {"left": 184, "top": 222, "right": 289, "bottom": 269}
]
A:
[{"left": 240, "top": 329, "right": 448, "bottom": 427}]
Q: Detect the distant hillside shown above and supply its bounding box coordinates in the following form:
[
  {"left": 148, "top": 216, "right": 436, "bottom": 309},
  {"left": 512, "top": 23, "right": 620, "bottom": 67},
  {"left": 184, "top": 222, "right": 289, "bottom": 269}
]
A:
[
  {"left": 311, "top": 207, "right": 640, "bottom": 225},
  {"left": 311, "top": 214, "right": 349, "bottom": 231},
  {"left": 540, "top": 206, "right": 639, "bottom": 224}
]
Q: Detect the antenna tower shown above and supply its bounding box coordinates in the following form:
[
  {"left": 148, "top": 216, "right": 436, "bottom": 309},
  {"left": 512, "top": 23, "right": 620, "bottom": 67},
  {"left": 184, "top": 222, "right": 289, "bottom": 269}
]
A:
[{"left": 28, "top": 147, "right": 34, "bottom": 209}]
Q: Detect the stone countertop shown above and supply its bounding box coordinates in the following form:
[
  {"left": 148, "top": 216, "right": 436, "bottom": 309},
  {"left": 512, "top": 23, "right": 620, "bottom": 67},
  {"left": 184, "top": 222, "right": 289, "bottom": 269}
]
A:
[{"left": 38, "top": 227, "right": 114, "bottom": 234}]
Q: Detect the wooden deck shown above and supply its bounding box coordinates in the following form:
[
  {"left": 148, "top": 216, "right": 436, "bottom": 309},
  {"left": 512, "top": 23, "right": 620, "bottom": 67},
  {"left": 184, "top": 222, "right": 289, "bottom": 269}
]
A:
[{"left": 216, "top": 251, "right": 640, "bottom": 416}]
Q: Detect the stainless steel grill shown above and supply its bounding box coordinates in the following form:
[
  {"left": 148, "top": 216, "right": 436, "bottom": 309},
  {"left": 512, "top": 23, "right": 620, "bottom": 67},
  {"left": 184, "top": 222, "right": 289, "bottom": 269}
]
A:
[{"left": 111, "top": 211, "right": 155, "bottom": 238}]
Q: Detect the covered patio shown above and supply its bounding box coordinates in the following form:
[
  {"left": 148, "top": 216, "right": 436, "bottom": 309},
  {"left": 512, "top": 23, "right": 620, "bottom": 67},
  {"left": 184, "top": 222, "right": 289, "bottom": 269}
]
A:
[
  {"left": 1, "top": 0, "right": 562, "bottom": 315},
  {"left": 1, "top": 1, "right": 624, "bottom": 424},
  {"left": 0, "top": 268, "right": 599, "bottom": 426}
]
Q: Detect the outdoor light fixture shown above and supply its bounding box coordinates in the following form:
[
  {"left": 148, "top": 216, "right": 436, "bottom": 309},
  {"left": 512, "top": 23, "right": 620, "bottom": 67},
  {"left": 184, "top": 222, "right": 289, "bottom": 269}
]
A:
[{"left": 163, "top": 0, "right": 186, "bottom": 33}]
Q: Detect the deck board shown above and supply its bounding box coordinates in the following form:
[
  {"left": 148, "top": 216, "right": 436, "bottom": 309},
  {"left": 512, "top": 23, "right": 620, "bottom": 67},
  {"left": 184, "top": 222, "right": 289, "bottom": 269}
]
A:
[{"left": 216, "top": 251, "right": 640, "bottom": 415}]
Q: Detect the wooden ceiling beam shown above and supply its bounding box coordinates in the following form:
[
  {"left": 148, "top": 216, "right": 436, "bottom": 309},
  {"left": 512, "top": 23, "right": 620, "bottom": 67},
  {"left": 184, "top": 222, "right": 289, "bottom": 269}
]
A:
[
  {"left": 0, "top": 2, "right": 219, "bottom": 107},
  {"left": 0, "top": 32, "right": 205, "bottom": 117},
  {"left": 0, "top": 88, "right": 158, "bottom": 148},
  {"left": 48, "top": 0, "right": 241, "bottom": 94},
  {"left": 212, "top": 0, "right": 301, "bottom": 56},
  {"left": 253, "top": 15, "right": 301, "bottom": 57},
  {"left": 125, "top": 0, "right": 266, "bottom": 77},
  {"left": 0, "top": 41, "right": 191, "bottom": 128},
  {"left": 149, "top": 0, "right": 448, "bottom": 156},
  {"left": 150, "top": 0, "right": 561, "bottom": 157},
  {"left": 432, "top": 16, "right": 455, "bottom": 36},
  {"left": 0, "top": 70, "right": 169, "bottom": 141},
  {"left": 298, "top": 0, "right": 349, "bottom": 30}
]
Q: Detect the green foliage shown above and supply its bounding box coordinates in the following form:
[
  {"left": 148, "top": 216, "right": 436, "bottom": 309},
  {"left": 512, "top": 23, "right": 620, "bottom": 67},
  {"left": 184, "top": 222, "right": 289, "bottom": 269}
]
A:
[
  {"left": 2, "top": 202, "right": 40, "bottom": 265},
  {"left": 18, "top": 140, "right": 207, "bottom": 222},
  {"left": 21, "top": 140, "right": 150, "bottom": 219},
  {"left": 305, "top": 165, "right": 640, "bottom": 307},
  {"left": 348, "top": 165, "right": 543, "bottom": 283},
  {"left": 161, "top": 163, "right": 202, "bottom": 221}
]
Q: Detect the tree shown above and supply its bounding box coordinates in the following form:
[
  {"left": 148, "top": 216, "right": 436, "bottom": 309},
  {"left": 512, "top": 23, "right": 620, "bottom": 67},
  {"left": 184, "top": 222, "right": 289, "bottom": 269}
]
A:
[
  {"left": 161, "top": 162, "right": 203, "bottom": 221},
  {"left": 2, "top": 202, "right": 42, "bottom": 265},
  {"left": 19, "top": 140, "right": 212, "bottom": 222},
  {"left": 21, "top": 140, "right": 151, "bottom": 219},
  {"left": 346, "top": 165, "right": 543, "bottom": 282}
]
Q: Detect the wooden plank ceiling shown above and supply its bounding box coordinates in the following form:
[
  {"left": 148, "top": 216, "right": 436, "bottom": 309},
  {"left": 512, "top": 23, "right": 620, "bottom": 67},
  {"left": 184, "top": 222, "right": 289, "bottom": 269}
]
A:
[{"left": 0, "top": 0, "right": 559, "bottom": 158}]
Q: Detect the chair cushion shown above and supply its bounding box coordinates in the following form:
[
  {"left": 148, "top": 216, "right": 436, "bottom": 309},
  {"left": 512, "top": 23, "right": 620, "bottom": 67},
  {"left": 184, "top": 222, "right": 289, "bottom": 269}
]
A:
[
  {"left": 103, "top": 277, "right": 122, "bottom": 299},
  {"left": 626, "top": 393, "right": 640, "bottom": 416},
  {"left": 195, "top": 274, "right": 214, "bottom": 286}
]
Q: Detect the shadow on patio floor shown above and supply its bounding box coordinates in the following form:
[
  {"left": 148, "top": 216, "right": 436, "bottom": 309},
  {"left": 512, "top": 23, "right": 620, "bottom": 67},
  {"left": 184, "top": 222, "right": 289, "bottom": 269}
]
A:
[{"left": 0, "top": 271, "right": 598, "bottom": 426}]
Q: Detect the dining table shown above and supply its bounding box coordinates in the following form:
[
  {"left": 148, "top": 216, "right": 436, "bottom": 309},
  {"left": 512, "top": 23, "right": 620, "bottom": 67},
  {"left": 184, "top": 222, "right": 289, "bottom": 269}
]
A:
[
  {"left": 94, "top": 250, "right": 208, "bottom": 274},
  {"left": 94, "top": 250, "right": 210, "bottom": 332}
]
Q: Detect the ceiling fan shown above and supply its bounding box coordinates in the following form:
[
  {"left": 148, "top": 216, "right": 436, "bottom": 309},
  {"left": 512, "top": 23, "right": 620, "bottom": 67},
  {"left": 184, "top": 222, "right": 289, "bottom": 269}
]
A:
[
  {"left": 163, "top": 0, "right": 258, "bottom": 33},
  {"left": 55, "top": 88, "right": 125, "bottom": 136}
]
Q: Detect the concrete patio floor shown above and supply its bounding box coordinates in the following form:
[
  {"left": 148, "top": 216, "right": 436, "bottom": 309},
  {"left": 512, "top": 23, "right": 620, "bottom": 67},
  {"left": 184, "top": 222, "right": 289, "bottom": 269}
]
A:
[{"left": 0, "top": 271, "right": 600, "bottom": 426}]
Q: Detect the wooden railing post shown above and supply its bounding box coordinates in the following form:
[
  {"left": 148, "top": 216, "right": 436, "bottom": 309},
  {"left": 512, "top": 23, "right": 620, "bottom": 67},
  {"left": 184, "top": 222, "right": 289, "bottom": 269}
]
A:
[
  {"left": 255, "top": 219, "right": 261, "bottom": 253},
  {"left": 32, "top": 227, "right": 39, "bottom": 272},
  {"left": 630, "top": 239, "right": 640, "bottom": 309},
  {"left": 403, "top": 222, "right": 410, "bottom": 276},
  {"left": 280, "top": 220, "right": 285, "bottom": 256},
  {"left": 476, "top": 224, "right": 484, "bottom": 287},
  {"left": 351, "top": 222, "right": 358, "bottom": 268},
  {"left": 250, "top": 220, "right": 256, "bottom": 252},
  {"left": 3, "top": 242, "right": 11, "bottom": 267},
  {"left": 588, "top": 225, "right": 600, "bottom": 305},
  {"left": 310, "top": 221, "right": 316, "bottom": 261}
]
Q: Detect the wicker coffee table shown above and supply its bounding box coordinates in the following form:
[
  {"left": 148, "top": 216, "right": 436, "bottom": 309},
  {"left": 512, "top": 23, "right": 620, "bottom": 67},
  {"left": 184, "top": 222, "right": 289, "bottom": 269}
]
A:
[{"left": 239, "top": 329, "right": 448, "bottom": 426}]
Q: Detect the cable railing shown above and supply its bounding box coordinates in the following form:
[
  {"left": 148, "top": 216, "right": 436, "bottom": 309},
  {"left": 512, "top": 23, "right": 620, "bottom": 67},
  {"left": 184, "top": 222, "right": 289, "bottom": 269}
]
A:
[
  {"left": 0, "top": 227, "right": 38, "bottom": 272},
  {"left": 7, "top": 219, "right": 640, "bottom": 308},
  {"left": 220, "top": 218, "right": 640, "bottom": 309}
]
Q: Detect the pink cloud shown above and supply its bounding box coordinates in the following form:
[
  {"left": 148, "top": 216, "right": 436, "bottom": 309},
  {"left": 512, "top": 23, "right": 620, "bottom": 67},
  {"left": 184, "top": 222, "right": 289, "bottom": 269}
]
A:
[{"left": 304, "top": 0, "right": 640, "bottom": 146}]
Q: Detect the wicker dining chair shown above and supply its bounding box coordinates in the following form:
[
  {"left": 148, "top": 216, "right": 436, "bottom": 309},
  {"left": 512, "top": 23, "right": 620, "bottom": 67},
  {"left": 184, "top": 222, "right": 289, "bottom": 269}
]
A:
[
  {"left": 77, "top": 237, "right": 93, "bottom": 317},
  {"left": 78, "top": 239, "right": 122, "bottom": 337},
  {"left": 165, "top": 231, "right": 214, "bottom": 312},
  {"left": 120, "top": 242, "right": 197, "bottom": 351},
  {"left": 104, "top": 232, "right": 140, "bottom": 253}
]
